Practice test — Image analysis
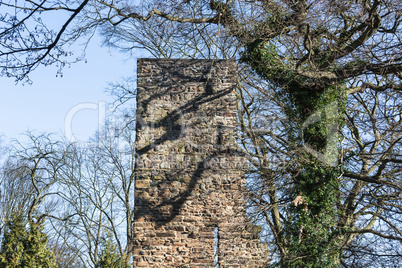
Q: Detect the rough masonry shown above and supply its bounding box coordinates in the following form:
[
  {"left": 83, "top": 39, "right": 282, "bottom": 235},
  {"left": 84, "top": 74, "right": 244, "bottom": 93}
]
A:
[{"left": 133, "top": 59, "right": 268, "bottom": 267}]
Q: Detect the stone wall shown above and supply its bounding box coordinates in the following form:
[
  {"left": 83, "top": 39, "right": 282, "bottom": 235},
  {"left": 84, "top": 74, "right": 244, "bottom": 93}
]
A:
[{"left": 133, "top": 59, "right": 268, "bottom": 267}]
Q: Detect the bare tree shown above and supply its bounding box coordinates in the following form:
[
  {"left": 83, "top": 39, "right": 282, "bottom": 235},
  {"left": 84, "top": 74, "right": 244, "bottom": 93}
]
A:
[
  {"left": 52, "top": 115, "right": 136, "bottom": 267},
  {"left": 0, "top": 133, "right": 69, "bottom": 266},
  {"left": 0, "top": 121, "right": 136, "bottom": 268},
  {"left": 339, "top": 89, "right": 402, "bottom": 267},
  {"left": 0, "top": 133, "right": 66, "bottom": 226}
]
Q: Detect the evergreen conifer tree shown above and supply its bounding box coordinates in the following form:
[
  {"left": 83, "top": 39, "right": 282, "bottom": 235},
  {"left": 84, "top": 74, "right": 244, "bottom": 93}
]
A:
[
  {"left": 0, "top": 215, "right": 57, "bottom": 268},
  {"left": 97, "top": 232, "right": 126, "bottom": 268}
]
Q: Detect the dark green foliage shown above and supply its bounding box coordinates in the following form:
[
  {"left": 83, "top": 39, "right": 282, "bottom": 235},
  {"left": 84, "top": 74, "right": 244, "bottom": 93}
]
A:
[
  {"left": 0, "top": 215, "right": 57, "bottom": 268},
  {"left": 97, "top": 233, "right": 126, "bottom": 268}
]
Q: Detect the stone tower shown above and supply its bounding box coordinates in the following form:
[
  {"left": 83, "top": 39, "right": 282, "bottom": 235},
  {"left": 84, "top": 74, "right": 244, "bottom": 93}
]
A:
[{"left": 133, "top": 59, "right": 267, "bottom": 267}]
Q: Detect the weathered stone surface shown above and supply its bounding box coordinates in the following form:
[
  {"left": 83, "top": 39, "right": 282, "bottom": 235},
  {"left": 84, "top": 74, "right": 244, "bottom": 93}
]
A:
[{"left": 134, "top": 59, "right": 268, "bottom": 267}]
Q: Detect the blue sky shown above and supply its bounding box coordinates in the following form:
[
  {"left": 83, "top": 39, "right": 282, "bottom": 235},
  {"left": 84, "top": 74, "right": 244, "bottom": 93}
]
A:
[{"left": 0, "top": 36, "right": 139, "bottom": 144}]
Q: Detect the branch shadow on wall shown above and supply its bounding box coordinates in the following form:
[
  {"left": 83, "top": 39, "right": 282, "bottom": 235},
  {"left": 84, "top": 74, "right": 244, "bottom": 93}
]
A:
[{"left": 134, "top": 61, "right": 240, "bottom": 226}]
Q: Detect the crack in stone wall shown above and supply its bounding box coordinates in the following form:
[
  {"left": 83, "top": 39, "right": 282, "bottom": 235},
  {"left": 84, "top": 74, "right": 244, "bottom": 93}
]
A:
[{"left": 133, "top": 59, "right": 268, "bottom": 267}]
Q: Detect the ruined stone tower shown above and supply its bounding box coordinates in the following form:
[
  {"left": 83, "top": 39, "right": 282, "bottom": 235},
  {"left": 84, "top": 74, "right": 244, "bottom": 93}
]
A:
[{"left": 133, "top": 59, "right": 267, "bottom": 267}]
